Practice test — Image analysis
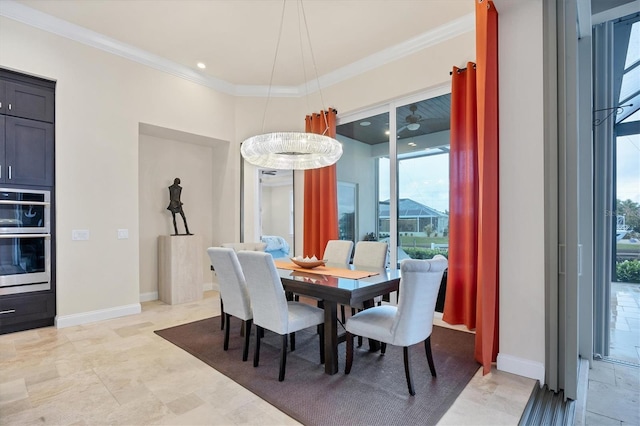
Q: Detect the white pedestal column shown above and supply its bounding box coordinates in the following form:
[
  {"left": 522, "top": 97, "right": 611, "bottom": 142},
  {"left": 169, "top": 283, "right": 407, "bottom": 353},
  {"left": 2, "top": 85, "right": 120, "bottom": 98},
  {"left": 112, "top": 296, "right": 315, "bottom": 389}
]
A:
[{"left": 158, "top": 235, "right": 203, "bottom": 305}]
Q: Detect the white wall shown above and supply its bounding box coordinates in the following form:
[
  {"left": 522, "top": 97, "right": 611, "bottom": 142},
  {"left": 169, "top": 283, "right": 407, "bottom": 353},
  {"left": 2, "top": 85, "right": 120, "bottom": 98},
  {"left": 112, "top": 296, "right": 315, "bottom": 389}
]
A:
[
  {"left": 493, "top": 0, "right": 546, "bottom": 381},
  {"left": 0, "top": 17, "right": 237, "bottom": 325}
]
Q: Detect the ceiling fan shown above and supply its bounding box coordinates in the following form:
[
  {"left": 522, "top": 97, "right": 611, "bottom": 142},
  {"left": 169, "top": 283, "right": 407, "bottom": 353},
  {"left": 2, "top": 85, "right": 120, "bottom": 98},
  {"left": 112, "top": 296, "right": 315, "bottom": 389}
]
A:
[
  {"left": 397, "top": 104, "right": 424, "bottom": 133},
  {"left": 396, "top": 103, "right": 450, "bottom": 136}
]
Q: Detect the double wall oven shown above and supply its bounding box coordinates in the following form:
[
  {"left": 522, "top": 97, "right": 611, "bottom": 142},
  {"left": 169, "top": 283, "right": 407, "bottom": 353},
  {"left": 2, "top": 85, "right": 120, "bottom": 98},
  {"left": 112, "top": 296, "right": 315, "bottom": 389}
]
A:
[{"left": 0, "top": 188, "right": 51, "bottom": 295}]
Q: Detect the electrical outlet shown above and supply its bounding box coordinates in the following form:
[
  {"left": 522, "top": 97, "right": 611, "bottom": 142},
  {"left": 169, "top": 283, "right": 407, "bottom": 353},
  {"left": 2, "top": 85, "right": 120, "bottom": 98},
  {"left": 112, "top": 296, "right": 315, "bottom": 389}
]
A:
[
  {"left": 72, "top": 229, "right": 90, "bottom": 241},
  {"left": 117, "top": 229, "right": 129, "bottom": 239}
]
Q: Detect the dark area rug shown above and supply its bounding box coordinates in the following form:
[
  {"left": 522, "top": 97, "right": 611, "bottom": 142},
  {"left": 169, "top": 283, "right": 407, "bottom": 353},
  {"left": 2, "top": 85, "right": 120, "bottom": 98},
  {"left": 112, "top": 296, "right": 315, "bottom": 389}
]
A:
[{"left": 155, "top": 316, "right": 479, "bottom": 426}]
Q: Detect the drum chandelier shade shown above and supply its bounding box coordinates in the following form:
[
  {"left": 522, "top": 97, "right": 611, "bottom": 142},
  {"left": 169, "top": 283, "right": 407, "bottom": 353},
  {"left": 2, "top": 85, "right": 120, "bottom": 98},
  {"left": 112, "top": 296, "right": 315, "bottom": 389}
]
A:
[
  {"left": 240, "top": 0, "right": 342, "bottom": 170},
  {"left": 241, "top": 132, "right": 342, "bottom": 170}
]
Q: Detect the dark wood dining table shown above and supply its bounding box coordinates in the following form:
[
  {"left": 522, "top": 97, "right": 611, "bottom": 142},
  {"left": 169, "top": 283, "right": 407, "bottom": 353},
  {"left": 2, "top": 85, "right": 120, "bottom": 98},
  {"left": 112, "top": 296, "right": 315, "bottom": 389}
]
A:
[{"left": 276, "top": 262, "right": 401, "bottom": 375}]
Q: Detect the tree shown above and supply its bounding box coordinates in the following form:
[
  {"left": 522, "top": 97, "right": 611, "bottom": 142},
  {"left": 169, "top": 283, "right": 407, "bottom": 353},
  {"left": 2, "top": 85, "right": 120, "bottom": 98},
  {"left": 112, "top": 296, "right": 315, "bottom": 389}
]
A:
[
  {"left": 424, "top": 224, "right": 434, "bottom": 237},
  {"left": 616, "top": 199, "right": 640, "bottom": 233}
]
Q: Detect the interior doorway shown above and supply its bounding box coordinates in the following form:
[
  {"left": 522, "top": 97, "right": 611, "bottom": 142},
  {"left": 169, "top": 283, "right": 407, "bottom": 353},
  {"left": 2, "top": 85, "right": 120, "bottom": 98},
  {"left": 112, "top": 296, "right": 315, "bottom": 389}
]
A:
[{"left": 259, "top": 169, "right": 294, "bottom": 258}]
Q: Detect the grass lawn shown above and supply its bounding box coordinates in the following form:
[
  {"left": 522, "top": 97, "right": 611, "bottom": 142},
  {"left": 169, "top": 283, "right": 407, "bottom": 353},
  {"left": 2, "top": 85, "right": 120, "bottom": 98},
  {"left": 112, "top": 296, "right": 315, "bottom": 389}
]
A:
[{"left": 399, "top": 236, "right": 449, "bottom": 247}]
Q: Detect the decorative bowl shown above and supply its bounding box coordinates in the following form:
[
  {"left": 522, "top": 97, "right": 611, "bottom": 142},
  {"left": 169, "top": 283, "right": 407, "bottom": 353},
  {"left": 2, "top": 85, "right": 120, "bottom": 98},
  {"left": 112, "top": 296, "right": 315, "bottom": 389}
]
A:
[{"left": 290, "top": 258, "right": 327, "bottom": 269}]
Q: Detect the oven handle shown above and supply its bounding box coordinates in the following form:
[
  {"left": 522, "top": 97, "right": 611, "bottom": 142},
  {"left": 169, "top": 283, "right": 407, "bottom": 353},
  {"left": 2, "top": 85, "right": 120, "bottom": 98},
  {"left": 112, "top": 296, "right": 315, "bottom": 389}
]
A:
[
  {"left": 0, "top": 234, "right": 51, "bottom": 239},
  {"left": 0, "top": 200, "right": 50, "bottom": 206}
]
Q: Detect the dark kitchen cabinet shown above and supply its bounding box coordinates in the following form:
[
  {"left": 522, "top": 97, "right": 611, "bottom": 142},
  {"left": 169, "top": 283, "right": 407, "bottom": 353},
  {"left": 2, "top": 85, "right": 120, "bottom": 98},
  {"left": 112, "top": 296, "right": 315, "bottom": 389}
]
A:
[
  {"left": 0, "top": 68, "right": 56, "bottom": 335},
  {"left": 0, "top": 70, "right": 55, "bottom": 187},
  {"left": 0, "top": 80, "right": 55, "bottom": 123},
  {"left": 0, "top": 115, "right": 54, "bottom": 186},
  {"left": 0, "top": 293, "right": 55, "bottom": 334}
]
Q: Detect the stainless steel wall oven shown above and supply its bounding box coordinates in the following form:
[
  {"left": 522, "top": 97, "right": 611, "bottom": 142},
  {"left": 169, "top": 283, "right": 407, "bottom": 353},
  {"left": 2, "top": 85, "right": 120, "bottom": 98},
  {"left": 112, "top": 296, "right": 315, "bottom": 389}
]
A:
[{"left": 0, "top": 188, "right": 51, "bottom": 295}]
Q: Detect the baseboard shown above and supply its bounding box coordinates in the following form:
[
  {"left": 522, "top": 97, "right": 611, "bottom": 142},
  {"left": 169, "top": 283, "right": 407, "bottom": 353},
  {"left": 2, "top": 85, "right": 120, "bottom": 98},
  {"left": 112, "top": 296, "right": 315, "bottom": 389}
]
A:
[
  {"left": 55, "top": 303, "right": 141, "bottom": 329},
  {"left": 140, "top": 283, "right": 214, "bottom": 303},
  {"left": 497, "top": 352, "right": 545, "bottom": 383},
  {"left": 139, "top": 291, "right": 158, "bottom": 302}
]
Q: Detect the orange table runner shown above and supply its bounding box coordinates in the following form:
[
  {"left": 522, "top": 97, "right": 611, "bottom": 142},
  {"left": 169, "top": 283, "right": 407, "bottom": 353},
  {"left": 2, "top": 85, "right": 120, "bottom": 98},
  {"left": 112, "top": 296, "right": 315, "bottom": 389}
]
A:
[{"left": 274, "top": 260, "right": 379, "bottom": 280}]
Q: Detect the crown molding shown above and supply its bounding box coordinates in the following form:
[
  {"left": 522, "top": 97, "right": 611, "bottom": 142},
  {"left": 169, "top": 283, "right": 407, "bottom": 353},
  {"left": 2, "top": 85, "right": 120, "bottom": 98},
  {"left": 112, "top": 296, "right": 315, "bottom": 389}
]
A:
[{"left": 0, "top": 0, "right": 474, "bottom": 98}]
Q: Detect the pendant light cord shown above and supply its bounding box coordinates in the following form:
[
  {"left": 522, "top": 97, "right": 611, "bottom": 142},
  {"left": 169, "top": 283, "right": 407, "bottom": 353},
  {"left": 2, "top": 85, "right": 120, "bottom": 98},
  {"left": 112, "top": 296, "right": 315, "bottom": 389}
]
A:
[
  {"left": 299, "top": 0, "right": 331, "bottom": 135},
  {"left": 262, "top": 0, "right": 287, "bottom": 132},
  {"left": 262, "top": 0, "right": 332, "bottom": 136}
]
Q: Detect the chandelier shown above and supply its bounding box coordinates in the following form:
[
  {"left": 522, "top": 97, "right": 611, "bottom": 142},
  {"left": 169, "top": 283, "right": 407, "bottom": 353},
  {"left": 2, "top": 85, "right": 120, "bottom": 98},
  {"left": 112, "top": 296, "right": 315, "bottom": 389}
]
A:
[{"left": 240, "top": 0, "right": 342, "bottom": 170}]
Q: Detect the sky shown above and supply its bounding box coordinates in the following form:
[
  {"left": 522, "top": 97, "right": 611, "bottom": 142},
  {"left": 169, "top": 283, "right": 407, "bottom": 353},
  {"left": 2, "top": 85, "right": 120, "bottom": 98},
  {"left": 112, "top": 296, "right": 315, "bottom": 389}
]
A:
[
  {"left": 375, "top": 132, "right": 639, "bottom": 215},
  {"left": 617, "top": 133, "right": 640, "bottom": 204},
  {"left": 378, "top": 154, "right": 450, "bottom": 214}
]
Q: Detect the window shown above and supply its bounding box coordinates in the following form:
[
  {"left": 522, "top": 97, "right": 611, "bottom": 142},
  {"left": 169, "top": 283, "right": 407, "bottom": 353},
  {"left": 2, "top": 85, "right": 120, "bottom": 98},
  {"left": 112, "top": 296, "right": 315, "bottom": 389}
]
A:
[{"left": 338, "top": 182, "right": 357, "bottom": 242}]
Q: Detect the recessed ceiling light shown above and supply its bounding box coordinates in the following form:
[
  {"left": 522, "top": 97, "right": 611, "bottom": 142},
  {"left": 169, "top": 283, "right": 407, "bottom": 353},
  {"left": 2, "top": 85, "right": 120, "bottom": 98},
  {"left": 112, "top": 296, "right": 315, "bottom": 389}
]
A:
[
  {"left": 408, "top": 142, "right": 417, "bottom": 147},
  {"left": 385, "top": 130, "right": 390, "bottom": 135},
  {"left": 197, "top": 62, "right": 206, "bottom": 69},
  {"left": 360, "top": 121, "right": 371, "bottom": 126}
]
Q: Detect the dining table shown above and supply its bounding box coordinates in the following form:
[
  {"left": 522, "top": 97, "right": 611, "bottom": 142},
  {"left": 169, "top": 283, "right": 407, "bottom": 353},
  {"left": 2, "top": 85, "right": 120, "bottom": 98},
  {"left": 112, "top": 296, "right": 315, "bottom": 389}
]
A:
[{"left": 274, "top": 260, "right": 401, "bottom": 375}]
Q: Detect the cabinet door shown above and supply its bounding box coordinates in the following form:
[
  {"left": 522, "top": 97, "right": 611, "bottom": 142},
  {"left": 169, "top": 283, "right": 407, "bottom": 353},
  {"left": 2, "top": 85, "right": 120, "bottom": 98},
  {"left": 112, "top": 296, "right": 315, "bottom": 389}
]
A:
[
  {"left": 0, "top": 292, "right": 55, "bottom": 334},
  {"left": 0, "top": 83, "right": 5, "bottom": 115},
  {"left": 0, "top": 116, "right": 5, "bottom": 181},
  {"left": 4, "top": 117, "right": 54, "bottom": 186},
  {"left": 5, "top": 82, "right": 55, "bottom": 123}
]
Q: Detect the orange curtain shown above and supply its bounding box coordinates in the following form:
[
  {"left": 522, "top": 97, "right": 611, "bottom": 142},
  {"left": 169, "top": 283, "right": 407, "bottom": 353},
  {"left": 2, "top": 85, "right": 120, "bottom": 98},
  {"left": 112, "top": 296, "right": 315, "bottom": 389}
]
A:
[
  {"left": 475, "top": 0, "right": 499, "bottom": 375},
  {"left": 443, "top": 63, "right": 478, "bottom": 329},
  {"left": 443, "top": 0, "right": 499, "bottom": 375},
  {"left": 303, "top": 109, "right": 339, "bottom": 258}
]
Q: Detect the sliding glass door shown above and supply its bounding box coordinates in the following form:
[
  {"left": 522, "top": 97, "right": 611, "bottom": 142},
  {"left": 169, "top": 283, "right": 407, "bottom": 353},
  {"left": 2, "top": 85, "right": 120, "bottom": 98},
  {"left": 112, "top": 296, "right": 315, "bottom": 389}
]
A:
[
  {"left": 395, "top": 95, "right": 450, "bottom": 266},
  {"left": 336, "top": 87, "right": 451, "bottom": 268}
]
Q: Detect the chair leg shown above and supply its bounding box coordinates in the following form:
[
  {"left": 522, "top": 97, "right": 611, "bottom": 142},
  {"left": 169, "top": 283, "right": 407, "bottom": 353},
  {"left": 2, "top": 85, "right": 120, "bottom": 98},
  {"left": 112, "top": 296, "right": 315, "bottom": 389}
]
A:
[
  {"left": 380, "top": 342, "right": 387, "bottom": 354},
  {"left": 424, "top": 336, "right": 437, "bottom": 377},
  {"left": 404, "top": 346, "right": 416, "bottom": 396},
  {"left": 358, "top": 335, "right": 363, "bottom": 348},
  {"left": 318, "top": 324, "right": 325, "bottom": 364},
  {"left": 345, "top": 332, "right": 354, "bottom": 374},
  {"left": 220, "top": 299, "right": 225, "bottom": 330},
  {"left": 254, "top": 325, "right": 262, "bottom": 367},
  {"left": 317, "top": 300, "right": 324, "bottom": 335},
  {"left": 340, "top": 305, "right": 346, "bottom": 323},
  {"left": 242, "top": 319, "right": 252, "bottom": 362},
  {"left": 223, "top": 313, "right": 231, "bottom": 351},
  {"left": 290, "top": 332, "right": 296, "bottom": 352},
  {"left": 279, "top": 334, "right": 288, "bottom": 381}
]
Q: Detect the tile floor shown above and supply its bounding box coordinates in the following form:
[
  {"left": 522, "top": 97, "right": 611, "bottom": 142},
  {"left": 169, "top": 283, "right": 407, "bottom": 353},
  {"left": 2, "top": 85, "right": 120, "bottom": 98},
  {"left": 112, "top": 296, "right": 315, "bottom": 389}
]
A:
[
  {"left": 609, "top": 282, "right": 640, "bottom": 365},
  {"left": 582, "top": 281, "right": 640, "bottom": 426},
  {"left": 0, "top": 290, "right": 536, "bottom": 425},
  {"left": 3, "top": 289, "right": 637, "bottom": 425},
  {"left": 584, "top": 359, "right": 639, "bottom": 425}
]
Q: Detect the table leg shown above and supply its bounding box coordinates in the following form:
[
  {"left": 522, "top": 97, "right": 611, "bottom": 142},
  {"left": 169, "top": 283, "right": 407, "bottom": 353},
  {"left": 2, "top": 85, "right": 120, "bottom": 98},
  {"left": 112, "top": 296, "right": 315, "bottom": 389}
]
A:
[{"left": 323, "top": 301, "right": 338, "bottom": 374}]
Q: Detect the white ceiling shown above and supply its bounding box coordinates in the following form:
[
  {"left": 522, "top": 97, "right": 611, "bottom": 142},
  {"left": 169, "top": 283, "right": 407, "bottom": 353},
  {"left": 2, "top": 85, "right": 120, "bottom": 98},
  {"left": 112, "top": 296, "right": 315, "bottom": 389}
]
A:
[{"left": 8, "top": 0, "right": 475, "bottom": 90}]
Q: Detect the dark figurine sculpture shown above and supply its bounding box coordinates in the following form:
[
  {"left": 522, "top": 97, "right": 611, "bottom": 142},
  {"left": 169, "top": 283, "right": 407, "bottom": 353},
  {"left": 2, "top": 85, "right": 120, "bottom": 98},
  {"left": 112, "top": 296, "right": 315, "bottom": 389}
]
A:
[{"left": 167, "top": 177, "right": 192, "bottom": 235}]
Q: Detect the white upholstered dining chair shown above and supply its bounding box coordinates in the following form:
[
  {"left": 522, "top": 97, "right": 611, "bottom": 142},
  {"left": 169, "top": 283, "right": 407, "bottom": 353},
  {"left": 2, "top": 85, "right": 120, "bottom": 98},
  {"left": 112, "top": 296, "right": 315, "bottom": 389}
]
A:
[
  {"left": 344, "top": 255, "right": 448, "bottom": 395},
  {"left": 323, "top": 240, "right": 354, "bottom": 265},
  {"left": 216, "top": 242, "right": 266, "bottom": 330},
  {"left": 322, "top": 239, "right": 354, "bottom": 322},
  {"left": 350, "top": 241, "right": 389, "bottom": 332},
  {"left": 206, "top": 247, "right": 253, "bottom": 361},
  {"left": 352, "top": 241, "right": 388, "bottom": 269},
  {"left": 237, "top": 250, "right": 325, "bottom": 381}
]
